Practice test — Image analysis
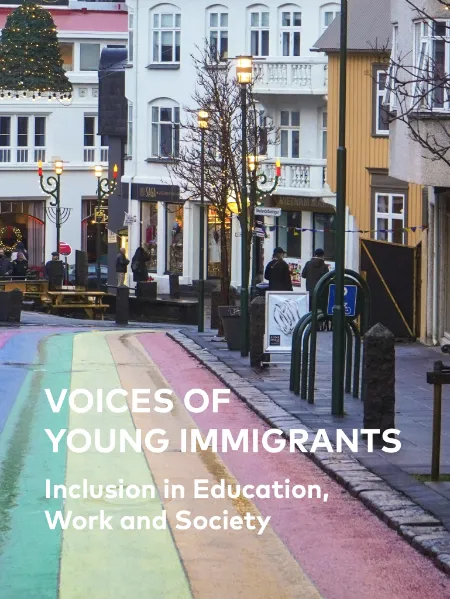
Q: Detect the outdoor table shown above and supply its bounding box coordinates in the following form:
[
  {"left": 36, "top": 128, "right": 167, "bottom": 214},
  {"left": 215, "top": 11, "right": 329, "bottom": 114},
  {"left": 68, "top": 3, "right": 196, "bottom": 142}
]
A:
[{"left": 44, "top": 290, "right": 108, "bottom": 320}]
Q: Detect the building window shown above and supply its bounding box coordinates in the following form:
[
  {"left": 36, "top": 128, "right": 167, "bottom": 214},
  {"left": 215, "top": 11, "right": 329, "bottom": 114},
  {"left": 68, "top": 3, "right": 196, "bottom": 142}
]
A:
[
  {"left": 17, "top": 116, "right": 28, "bottom": 163},
  {"left": 128, "top": 12, "right": 134, "bottom": 63},
  {"left": 375, "top": 192, "right": 405, "bottom": 244},
  {"left": 321, "top": 111, "right": 327, "bottom": 159},
  {"left": 321, "top": 4, "right": 340, "bottom": 32},
  {"left": 141, "top": 202, "right": 158, "bottom": 272},
  {"left": 127, "top": 101, "right": 133, "bottom": 158},
  {"left": 152, "top": 12, "right": 181, "bottom": 63},
  {"left": 80, "top": 43, "right": 101, "bottom": 71},
  {"left": 34, "top": 117, "right": 46, "bottom": 162},
  {"left": 250, "top": 10, "right": 269, "bottom": 57},
  {"left": 151, "top": 105, "right": 180, "bottom": 158},
  {"left": 166, "top": 203, "right": 183, "bottom": 273},
  {"left": 209, "top": 11, "right": 228, "bottom": 60},
  {"left": 373, "top": 67, "right": 389, "bottom": 135},
  {"left": 0, "top": 116, "right": 45, "bottom": 163},
  {"left": 280, "top": 9, "right": 301, "bottom": 56},
  {"left": 277, "top": 212, "right": 301, "bottom": 258},
  {"left": 385, "top": 25, "right": 398, "bottom": 111},
  {"left": 59, "top": 43, "right": 74, "bottom": 71},
  {"left": 84, "top": 116, "right": 96, "bottom": 162},
  {"left": 280, "top": 110, "right": 300, "bottom": 158},
  {"left": 313, "top": 213, "right": 335, "bottom": 260},
  {"left": 0, "top": 117, "right": 11, "bottom": 163}
]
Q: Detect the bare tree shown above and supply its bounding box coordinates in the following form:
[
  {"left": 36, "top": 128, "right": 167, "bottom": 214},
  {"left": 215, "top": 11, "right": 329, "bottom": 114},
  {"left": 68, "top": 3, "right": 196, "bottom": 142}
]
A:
[
  {"left": 384, "top": 0, "right": 450, "bottom": 167},
  {"left": 169, "top": 45, "right": 276, "bottom": 328}
]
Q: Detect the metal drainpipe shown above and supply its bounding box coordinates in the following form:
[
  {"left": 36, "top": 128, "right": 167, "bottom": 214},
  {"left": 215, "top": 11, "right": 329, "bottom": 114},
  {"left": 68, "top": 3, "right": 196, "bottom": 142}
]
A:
[{"left": 427, "top": 200, "right": 434, "bottom": 344}]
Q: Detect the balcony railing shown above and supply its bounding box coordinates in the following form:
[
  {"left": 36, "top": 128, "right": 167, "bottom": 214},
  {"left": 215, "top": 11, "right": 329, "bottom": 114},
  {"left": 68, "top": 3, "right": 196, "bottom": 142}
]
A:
[
  {"left": 261, "top": 159, "right": 328, "bottom": 191},
  {"left": 253, "top": 58, "right": 328, "bottom": 94},
  {"left": 84, "top": 146, "right": 109, "bottom": 163},
  {"left": 0, "top": 147, "right": 46, "bottom": 164}
]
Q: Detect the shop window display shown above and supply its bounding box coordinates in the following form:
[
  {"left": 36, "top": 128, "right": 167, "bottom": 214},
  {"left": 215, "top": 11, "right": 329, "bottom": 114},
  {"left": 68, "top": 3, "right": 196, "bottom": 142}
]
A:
[
  {"left": 166, "top": 203, "right": 183, "bottom": 274},
  {"left": 141, "top": 202, "right": 158, "bottom": 271},
  {"left": 207, "top": 207, "right": 231, "bottom": 278}
]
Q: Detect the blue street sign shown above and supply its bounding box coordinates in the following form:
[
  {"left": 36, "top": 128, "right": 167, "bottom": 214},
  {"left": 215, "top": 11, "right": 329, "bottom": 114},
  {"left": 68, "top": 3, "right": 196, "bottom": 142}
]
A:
[{"left": 327, "top": 284, "right": 358, "bottom": 317}]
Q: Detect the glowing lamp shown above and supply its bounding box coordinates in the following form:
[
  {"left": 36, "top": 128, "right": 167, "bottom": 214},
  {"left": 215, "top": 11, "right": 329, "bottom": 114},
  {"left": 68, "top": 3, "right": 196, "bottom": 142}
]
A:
[
  {"left": 198, "top": 109, "right": 209, "bottom": 129},
  {"left": 276, "top": 159, "right": 281, "bottom": 177},
  {"left": 113, "top": 164, "right": 118, "bottom": 179},
  {"left": 236, "top": 56, "right": 253, "bottom": 85},
  {"left": 37, "top": 160, "right": 43, "bottom": 177},
  {"left": 94, "top": 165, "right": 102, "bottom": 178},
  {"left": 54, "top": 160, "right": 63, "bottom": 175}
]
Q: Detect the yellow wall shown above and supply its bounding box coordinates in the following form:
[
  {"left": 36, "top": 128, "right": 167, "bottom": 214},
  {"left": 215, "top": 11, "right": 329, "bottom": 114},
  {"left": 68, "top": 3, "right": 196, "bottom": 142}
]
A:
[{"left": 327, "top": 53, "right": 423, "bottom": 246}]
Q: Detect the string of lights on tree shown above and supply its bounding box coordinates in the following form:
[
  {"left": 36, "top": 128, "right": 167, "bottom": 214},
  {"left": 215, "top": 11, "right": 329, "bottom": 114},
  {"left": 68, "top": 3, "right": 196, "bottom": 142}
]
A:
[{"left": 0, "top": 1, "right": 72, "bottom": 102}]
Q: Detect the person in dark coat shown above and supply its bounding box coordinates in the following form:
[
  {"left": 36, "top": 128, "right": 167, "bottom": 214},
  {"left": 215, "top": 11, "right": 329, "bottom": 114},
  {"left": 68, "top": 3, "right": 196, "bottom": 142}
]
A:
[
  {"left": 0, "top": 249, "right": 12, "bottom": 278},
  {"left": 131, "top": 246, "right": 150, "bottom": 283},
  {"left": 11, "top": 252, "right": 28, "bottom": 278},
  {"left": 11, "top": 242, "right": 28, "bottom": 262},
  {"left": 264, "top": 247, "right": 293, "bottom": 291},
  {"left": 302, "top": 248, "right": 329, "bottom": 309},
  {"left": 116, "top": 247, "right": 130, "bottom": 286}
]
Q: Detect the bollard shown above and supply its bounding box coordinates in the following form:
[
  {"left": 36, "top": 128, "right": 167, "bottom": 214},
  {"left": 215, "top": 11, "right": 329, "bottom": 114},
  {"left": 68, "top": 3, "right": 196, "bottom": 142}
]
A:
[
  {"left": 362, "top": 323, "right": 395, "bottom": 443},
  {"left": 211, "top": 285, "right": 236, "bottom": 330},
  {"left": 426, "top": 360, "right": 449, "bottom": 482},
  {"left": 116, "top": 285, "right": 129, "bottom": 325},
  {"left": 169, "top": 274, "right": 180, "bottom": 299},
  {"left": 250, "top": 296, "right": 266, "bottom": 368}
]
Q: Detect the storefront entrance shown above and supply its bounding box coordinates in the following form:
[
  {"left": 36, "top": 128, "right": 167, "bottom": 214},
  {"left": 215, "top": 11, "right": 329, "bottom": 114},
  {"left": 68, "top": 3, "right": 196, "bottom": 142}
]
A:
[{"left": 0, "top": 200, "right": 45, "bottom": 268}]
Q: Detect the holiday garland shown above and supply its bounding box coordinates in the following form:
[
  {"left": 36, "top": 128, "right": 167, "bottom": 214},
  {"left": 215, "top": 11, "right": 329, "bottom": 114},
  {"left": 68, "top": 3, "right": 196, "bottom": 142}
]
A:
[{"left": 0, "top": 226, "right": 22, "bottom": 251}]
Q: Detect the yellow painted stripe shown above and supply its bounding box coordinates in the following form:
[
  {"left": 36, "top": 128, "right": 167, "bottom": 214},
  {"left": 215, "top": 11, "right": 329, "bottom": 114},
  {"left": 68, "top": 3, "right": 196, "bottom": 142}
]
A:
[
  {"left": 59, "top": 332, "right": 192, "bottom": 599},
  {"left": 108, "top": 333, "right": 323, "bottom": 599}
]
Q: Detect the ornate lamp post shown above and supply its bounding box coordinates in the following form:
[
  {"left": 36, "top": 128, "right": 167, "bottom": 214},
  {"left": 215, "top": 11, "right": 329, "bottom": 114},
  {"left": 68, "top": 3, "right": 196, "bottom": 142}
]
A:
[
  {"left": 248, "top": 156, "right": 281, "bottom": 291},
  {"left": 94, "top": 164, "right": 118, "bottom": 290},
  {"left": 198, "top": 109, "right": 209, "bottom": 333},
  {"left": 38, "top": 158, "right": 63, "bottom": 252},
  {"left": 236, "top": 55, "right": 253, "bottom": 357}
]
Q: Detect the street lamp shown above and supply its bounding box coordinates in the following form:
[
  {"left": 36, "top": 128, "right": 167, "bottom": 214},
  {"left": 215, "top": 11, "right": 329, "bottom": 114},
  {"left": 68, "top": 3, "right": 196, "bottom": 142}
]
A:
[
  {"left": 198, "top": 109, "right": 209, "bottom": 333},
  {"left": 331, "top": 0, "right": 348, "bottom": 416},
  {"left": 94, "top": 164, "right": 118, "bottom": 290},
  {"left": 236, "top": 55, "right": 253, "bottom": 357},
  {"left": 247, "top": 156, "right": 281, "bottom": 292},
  {"left": 38, "top": 158, "right": 63, "bottom": 252}
]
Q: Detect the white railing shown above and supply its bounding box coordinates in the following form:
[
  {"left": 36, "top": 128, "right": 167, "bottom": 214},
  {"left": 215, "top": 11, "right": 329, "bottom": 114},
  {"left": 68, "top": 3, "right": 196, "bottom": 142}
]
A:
[
  {"left": 253, "top": 58, "right": 328, "bottom": 94},
  {"left": 100, "top": 146, "right": 109, "bottom": 162},
  {"left": 0, "top": 146, "right": 46, "bottom": 164},
  {"left": 261, "top": 159, "right": 328, "bottom": 191},
  {"left": 84, "top": 146, "right": 109, "bottom": 163}
]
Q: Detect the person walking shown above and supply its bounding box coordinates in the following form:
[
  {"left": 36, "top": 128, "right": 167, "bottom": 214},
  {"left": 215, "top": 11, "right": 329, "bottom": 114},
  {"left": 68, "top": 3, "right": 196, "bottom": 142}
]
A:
[
  {"left": 0, "top": 249, "right": 12, "bottom": 278},
  {"left": 11, "top": 251, "right": 28, "bottom": 278},
  {"left": 301, "top": 248, "right": 329, "bottom": 309},
  {"left": 116, "top": 247, "right": 129, "bottom": 287},
  {"left": 264, "top": 247, "right": 293, "bottom": 291},
  {"left": 131, "top": 245, "right": 150, "bottom": 287}
]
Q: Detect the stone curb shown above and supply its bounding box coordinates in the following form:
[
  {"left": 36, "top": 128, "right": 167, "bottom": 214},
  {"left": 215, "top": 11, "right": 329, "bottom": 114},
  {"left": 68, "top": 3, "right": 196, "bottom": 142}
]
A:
[{"left": 167, "top": 330, "right": 450, "bottom": 576}]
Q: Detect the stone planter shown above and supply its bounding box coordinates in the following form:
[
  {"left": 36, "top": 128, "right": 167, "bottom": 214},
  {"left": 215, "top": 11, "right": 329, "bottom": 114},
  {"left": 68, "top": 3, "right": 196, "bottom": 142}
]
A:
[
  {"left": 218, "top": 306, "right": 241, "bottom": 351},
  {"left": 136, "top": 281, "right": 157, "bottom": 300}
]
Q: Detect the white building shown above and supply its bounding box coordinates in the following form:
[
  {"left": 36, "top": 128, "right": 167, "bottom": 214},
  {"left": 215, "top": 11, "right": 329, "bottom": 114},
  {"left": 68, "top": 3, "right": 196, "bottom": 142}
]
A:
[
  {"left": 387, "top": 0, "right": 450, "bottom": 344},
  {"left": 0, "top": 1, "right": 127, "bottom": 272},
  {"left": 124, "top": 0, "right": 339, "bottom": 291}
]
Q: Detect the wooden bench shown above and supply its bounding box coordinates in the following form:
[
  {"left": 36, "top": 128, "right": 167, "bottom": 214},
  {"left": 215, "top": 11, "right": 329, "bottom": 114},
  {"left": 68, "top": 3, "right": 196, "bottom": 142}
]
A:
[{"left": 43, "top": 291, "right": 108, "bottom": 320}]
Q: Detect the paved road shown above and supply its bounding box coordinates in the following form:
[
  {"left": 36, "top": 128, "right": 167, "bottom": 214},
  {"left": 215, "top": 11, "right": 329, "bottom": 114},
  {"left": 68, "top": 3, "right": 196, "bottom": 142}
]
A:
[{"left": 0, "top": 327, "right": 448, "bottom": 598}]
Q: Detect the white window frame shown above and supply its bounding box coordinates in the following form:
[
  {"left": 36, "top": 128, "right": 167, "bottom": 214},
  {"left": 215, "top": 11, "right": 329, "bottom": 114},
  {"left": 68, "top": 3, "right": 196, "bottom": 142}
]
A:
[
  {"left": 151, "top": 104, "right": 180, "bottom": 158},
  {"left": 321, "top": 110, "right": 327, "bottom": 159},
  {"left": 384, "top": 25, "right": 398, "bottom": 111},
  {"left": 374, "top": 192, "right": 405, "bottom": 244},
  {"left": 152, "top": 11, "right": 181, "bottom": 64},
  {"left": 79, "top": 42, "right": 102, "bottom": 72},
  {"left": 83, "top": 115, "right": 106, "bottom": 163},
  {"left": 412, "top": 20, "right": 450, "bottom": 111},
  {"left": 128, "top": 11, "right": 134, "bottom": 63},
  {"left": 250, "top": 9, "right": 270, "bottom": 57},
  {"left": 321, "top": 4, "right": 340, "bottom": 33},
  {"left": 375, "top": 68, "right": 389, "bottom": 136},
  {"left": 280, "top": 8, "right": 301, "bottom": 57},
  {"left": 280, "top": 110, "right": 300, "bottom": 159},
  {"left": 0, "top": 116, "right": 46, "bottom": 164},
  {"left": 208, "top": 9, "right": 228, "bottom": 61},
  {"left": 127, "top": 101, "right": 133, "bottom": 159}
]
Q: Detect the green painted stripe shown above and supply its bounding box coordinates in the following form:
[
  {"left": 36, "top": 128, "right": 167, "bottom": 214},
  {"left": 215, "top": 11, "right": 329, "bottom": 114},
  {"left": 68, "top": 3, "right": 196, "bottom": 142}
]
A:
[
  {"left": 60, "top": 332, "right": 192, "bottom": 599},
  {"left": 0, "top": 333, "right": 74, "bottom": 599}
]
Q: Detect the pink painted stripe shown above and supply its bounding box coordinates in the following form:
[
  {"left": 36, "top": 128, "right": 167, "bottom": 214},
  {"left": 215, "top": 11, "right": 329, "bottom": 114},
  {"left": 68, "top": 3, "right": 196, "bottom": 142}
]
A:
[
  {"left": 140, "top": 333, "right": 450, "bottom": 599},
  {"left": 0, "top": 9, "right": 128, "bottom": 32},
  {"left": 0, "top": 330, "right": 16, "bottom": 350}
]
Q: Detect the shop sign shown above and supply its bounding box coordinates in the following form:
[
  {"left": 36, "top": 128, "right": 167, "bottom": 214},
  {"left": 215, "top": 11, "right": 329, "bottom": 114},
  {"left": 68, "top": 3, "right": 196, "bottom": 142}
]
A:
[
  {"left": 254, "top": 207, "right": 282, "bottom": 217},
  {"left": 264, "top": 291, "right": 309, "bottom": 354},
  {"left": 131, "top": 183, "right": 180, "bottom": 203},
  {"left": 272, "top": 196, "right": 335, "bottom": 213},
  {"left": 123, "top": 213, "right": 136, "bottom": 226},
  {"left": 108, "top": 230, "right": 117, "bottom": 243}
]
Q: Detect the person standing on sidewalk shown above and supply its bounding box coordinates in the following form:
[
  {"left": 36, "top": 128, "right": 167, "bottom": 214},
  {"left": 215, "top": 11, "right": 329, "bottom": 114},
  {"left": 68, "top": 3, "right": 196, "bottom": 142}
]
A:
[
  {"left": 302, "top": 248, "right": 329, "bottom": 309},
  {"left": 116, "top": 247, "right": 129, "bottom": 287},
  {"left": 264, "top": 247, "right": 293, "bottom": 291}
]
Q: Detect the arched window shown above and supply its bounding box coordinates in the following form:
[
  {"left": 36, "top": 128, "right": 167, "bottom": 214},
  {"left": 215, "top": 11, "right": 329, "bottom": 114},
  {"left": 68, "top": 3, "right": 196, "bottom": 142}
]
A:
[
  {"left": 150, "top": 4, "right": 181, "bottom": 63},
  {"left": 206, "top": 4, "right": 228, "bottom": 61},
  {"left": 248, "top": 4, "right": 270, "bottom": 57},
  {"left": 149, "top": 98, "right": 180, "bottom": 158},
  {"left": 278, "top": 4, "right": 302, "bottom": 56},
  {"left": 320, "top": 3, "right": 340, "bottom": 33}
]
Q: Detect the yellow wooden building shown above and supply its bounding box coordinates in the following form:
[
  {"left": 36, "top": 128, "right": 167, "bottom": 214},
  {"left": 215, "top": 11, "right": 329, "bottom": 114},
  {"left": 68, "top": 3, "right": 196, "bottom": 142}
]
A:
[{"left": 313, "top": 0, "right": 427, "bottom": 340}]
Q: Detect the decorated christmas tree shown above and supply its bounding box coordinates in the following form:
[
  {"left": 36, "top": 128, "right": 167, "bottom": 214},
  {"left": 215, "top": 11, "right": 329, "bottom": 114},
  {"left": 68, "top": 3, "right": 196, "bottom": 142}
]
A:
[{"left": 0, "top": 1, "right": 72, "bottom": 95}]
